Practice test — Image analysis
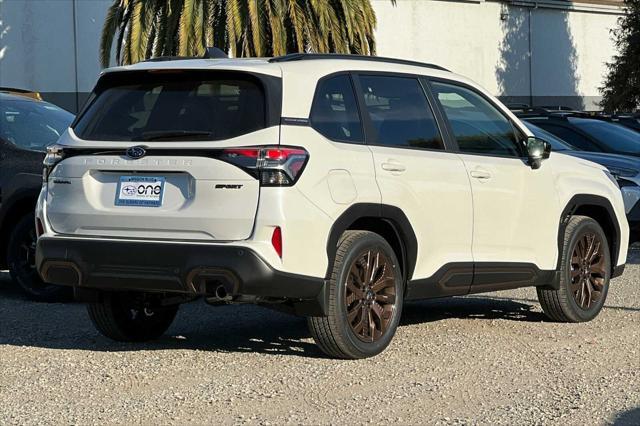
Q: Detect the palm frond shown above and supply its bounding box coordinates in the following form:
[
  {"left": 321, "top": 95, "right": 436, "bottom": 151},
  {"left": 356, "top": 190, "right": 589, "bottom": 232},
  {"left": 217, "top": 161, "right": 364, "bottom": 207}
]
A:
[
  {"left": 248, "top": 0, "right": 264, "bottom": 56},
  {"left": 101, "top": 0, "right": 395, "bottom": 64},
  {"left": 100, "top": 0, "right": 124, "bottom": 68}
]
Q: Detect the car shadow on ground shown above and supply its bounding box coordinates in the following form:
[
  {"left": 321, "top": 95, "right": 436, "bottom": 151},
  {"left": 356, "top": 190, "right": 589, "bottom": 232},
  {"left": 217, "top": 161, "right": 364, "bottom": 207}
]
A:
[
  {"left": 614, "top": 407, "right": 640, "bottom": 425},
  {"left": 626, "top": 245, "right": 640, "bottom": 265},
  {"left": 1, "top": 272, "right": 546, "bottom": 358},
  {"left": 0, "top": 271, "right": 28, "bottom": 301}
]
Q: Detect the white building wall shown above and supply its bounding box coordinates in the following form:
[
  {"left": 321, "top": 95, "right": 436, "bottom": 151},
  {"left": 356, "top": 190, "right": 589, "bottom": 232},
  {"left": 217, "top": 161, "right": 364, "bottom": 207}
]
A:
[
  {"left": 374, "top": 0, "right": 512, "bottom": 95},
  {"left": 0, "top": 0, "right": 111, "bottom": 112},
  {"left": 0, "top": 0, "right": 624, "bottom": 112},
  {"left": 372, "top": 0, "right": 622, "bottom": 109},
  {"left": 75, "top": 0, "right": 113, "bottom": 96}
]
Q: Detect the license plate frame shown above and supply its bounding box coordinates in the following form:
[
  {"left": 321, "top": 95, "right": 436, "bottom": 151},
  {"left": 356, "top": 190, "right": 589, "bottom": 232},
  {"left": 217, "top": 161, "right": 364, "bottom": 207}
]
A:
[{"left": 115, "top": 176, "right": 166, "bottom": 207}]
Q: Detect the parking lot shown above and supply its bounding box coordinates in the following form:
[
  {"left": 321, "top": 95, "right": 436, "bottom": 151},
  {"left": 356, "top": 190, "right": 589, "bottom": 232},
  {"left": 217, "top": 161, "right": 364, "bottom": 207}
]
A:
[{"left": 1, "top": 253, "right": 638, "bottom": 425}]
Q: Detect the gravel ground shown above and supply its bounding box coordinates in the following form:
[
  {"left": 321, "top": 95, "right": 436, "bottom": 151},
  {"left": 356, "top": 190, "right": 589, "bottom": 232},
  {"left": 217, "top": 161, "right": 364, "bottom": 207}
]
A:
[{"left": 1, "top": 253, "right": 639, "bottom": 425}]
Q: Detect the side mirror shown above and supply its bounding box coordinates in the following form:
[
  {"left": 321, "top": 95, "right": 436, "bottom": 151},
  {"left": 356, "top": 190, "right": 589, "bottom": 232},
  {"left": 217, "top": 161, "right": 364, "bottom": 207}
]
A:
[{"left": 526, "top": 137, "right": 551, "bottom": 170}]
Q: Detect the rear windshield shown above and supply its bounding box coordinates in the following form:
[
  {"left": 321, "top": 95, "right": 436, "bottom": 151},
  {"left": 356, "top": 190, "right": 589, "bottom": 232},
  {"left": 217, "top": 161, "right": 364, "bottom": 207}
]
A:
[
  {"left": 0, "top": 99, "right": 74, "bottom": 151},
  {"left": 74, "top": 71, "right": 267, "bottom": 141}
]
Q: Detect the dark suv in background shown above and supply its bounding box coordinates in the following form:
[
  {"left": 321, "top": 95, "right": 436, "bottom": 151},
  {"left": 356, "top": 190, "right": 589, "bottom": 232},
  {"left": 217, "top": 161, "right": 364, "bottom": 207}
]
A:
[
  {"left": 523, "top": 121, "right": 640, "bottom": 241},
  {"left": 589, "top": 112, "right": 640, "bottom": 133},
  {"left": 0, "top": 90, "right": 74, "bottom": 300},
  {"left": 514, "top": 108, "right": 640, "bottom": 157}
]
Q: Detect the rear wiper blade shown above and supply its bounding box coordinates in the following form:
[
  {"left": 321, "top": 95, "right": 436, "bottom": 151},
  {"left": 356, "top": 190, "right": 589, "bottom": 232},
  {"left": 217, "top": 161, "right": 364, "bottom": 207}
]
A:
[{"left": 136, "top": 130, "right": 213, "bottom": 141}]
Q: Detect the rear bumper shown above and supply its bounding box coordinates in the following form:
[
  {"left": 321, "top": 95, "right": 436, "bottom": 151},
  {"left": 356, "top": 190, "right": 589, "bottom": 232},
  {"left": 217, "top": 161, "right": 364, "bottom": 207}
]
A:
[{"left": 36, "top": 236, "right": 327, "bottom": 315}]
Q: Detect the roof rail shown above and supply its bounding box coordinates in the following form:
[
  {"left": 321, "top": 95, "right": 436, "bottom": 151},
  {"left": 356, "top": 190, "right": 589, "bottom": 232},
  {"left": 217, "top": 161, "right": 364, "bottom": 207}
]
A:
[
  {"left": 510, "top": 108, "right": 585, "bottom": 121},
  {"left": 538, "top": 105, "right": 575, "bottom": 111},
  {"left": 508, "top": 105, "right": 554, "bottom": 116},
  {"left": 505, "top": 103, "right": 531, "bottom": 110},
  {"left": 269, "top": 53, "right": 450, "bottom": 72}
]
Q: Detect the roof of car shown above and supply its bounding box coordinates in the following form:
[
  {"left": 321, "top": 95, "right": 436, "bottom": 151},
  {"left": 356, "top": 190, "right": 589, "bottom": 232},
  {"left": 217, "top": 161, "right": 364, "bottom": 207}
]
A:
[
  {"left": 97, "top": 54, "right": 487, "bottom": 120},
  {"left": 526, "top": 116, "right": 612, "bottom": 125},
  {"left": 103, "top": 58, "right": 282, "bottom": 77},
  {"left": 0, "top": 93, "right": 73, "bottom": 117},
  {"left": 0, "top": 87, "right": 43, "bottom": 101},
  {"left": 268, "top": 53, "right": 449, "bottom": 71},
  {"left": 0, "top": 92, "right": 41, "bottom": 102},
  {"left": 102, "top": 54, "right": 454, "bottom": 80}
]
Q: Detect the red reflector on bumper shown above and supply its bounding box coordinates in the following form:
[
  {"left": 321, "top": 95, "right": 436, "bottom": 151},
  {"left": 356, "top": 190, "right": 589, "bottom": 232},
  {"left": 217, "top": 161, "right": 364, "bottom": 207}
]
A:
[{"left": 271, "top": 226, "right": 283, "bottom": 258}]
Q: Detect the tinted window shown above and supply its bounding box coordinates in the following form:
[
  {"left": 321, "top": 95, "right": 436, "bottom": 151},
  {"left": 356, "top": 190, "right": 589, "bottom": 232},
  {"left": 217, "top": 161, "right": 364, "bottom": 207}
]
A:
[
  {"left": 571, "top": 118, "right": 640, "bottom": 154},
  {"left": 74, "top": 71, "right": 266, "bottom": 141},
  {"left": 523, "top": 121, "right": 575, "bottom": 151},
  {"left": 310, "top": 75, "right": 363, "bottom": 142},
  {"left": 532, "top": 122, "right": 603, "bottom": 152},
  {"left": 358, "top": 75, "right": 443, "bottom": 150},
  {"left": 0, "top": 99, "right": 74, "bottom": 151},
  {"left": 432, "top": 82, "right": 521, "bottom": 157}
]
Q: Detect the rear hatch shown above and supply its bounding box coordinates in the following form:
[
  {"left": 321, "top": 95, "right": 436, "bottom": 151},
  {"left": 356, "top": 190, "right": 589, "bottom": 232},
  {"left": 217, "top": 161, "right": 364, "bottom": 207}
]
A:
[{"left": 45, "top": 68, "right": 282, "bottom": 241}]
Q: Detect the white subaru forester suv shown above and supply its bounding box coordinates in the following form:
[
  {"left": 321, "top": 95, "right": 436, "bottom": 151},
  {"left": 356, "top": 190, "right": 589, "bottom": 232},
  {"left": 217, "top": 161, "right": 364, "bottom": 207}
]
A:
[{"left": 36, "top": 52, "right": 629, "bottom": 359}]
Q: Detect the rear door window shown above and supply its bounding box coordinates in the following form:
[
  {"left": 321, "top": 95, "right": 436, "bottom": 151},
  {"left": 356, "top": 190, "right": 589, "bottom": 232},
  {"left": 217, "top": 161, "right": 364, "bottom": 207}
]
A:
[
  {"left": 310, "top": 74, "right": 363, "bottom": 143},
  {"left": 74, "top": 71, "right": 269, "bottom": 141},
  {"left": 356, "top": 75, "right": 444, "bottom": 150}
]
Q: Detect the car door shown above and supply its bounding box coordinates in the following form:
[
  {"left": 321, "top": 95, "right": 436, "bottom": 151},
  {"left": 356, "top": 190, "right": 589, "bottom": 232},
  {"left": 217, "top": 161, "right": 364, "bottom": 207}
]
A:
[
  {"left": 354, "top": 73, "right": 474, "bottom": 296},
  {"left": 429, "top": 81, "right": 560, "bottom": 290}
]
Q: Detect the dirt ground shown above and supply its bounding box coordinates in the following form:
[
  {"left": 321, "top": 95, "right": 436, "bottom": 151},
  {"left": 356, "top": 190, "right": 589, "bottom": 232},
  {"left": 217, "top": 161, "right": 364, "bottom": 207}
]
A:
[{"left": 1, "top": 253, "right": 638, "bottom": 425}]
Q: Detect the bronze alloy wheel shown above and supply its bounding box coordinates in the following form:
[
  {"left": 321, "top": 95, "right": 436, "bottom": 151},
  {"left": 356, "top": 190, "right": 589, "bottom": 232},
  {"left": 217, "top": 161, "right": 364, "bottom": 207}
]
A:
[
  {"left": 345, "top": 249, "right": 398, "bottom": 342},
  {"left": 570, "top": 232, "right": 607, "bottom": 310}
]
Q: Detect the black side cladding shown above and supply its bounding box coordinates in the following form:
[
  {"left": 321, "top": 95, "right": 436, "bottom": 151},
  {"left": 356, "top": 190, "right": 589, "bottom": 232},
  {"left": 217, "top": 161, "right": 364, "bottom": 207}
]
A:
[
  {"left": 557, "top": 194, "right": 622, "bottom": 274},
  {"left": 325, "top": 203, "right": 418, "bottom": 281}
]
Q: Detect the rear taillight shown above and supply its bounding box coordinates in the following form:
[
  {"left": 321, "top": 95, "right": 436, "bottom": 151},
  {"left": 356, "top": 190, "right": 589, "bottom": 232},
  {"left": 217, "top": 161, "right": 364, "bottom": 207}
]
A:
[
  {"left": 35, "top": 218, "right": 45, "bottom": 238},
  {"left": 43, "top": 144, "right": 66, "bottom": 183},
  {"left": 220, "top": 146, "right": 308, "bottom": 186}
]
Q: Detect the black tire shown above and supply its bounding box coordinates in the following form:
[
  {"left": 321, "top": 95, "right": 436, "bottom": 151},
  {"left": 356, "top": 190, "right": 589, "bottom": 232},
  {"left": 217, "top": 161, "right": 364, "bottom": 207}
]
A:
[
  {"left": 87, "top": 292, "right": 179, "bottom": 342},
  {"left": 308, "top": 231, "right": 404, "bottom": 359},
  {"left": 537, "top": 216, "right": 611, "bottom": 322},
  {"left": 7, "top": 213, "right": 71, "bottom": 302}
]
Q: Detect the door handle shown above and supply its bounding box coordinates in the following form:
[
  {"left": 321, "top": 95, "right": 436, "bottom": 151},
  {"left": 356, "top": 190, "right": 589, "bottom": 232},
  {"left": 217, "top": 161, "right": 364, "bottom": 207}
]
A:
[
  {"left": 470, "top": 169, "right": 492, "bottom": 180},
  {"left": 381, "top": 161, "right": 406, "bottom": 173}
]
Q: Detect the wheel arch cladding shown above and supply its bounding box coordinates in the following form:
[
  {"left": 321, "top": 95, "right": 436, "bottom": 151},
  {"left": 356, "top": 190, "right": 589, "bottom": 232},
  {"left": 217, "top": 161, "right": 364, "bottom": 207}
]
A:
[
  {"left": 558, "top": 194, "right": 621, "bottom": 274},
  {"left": 325, "top": 204, "right": 418, "bottom": 282}
]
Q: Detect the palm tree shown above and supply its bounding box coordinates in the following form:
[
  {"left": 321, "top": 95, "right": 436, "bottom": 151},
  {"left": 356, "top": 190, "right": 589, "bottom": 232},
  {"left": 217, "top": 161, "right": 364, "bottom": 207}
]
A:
[{"left": 100, "top": 0, "right": 394, "bottom": 68}]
